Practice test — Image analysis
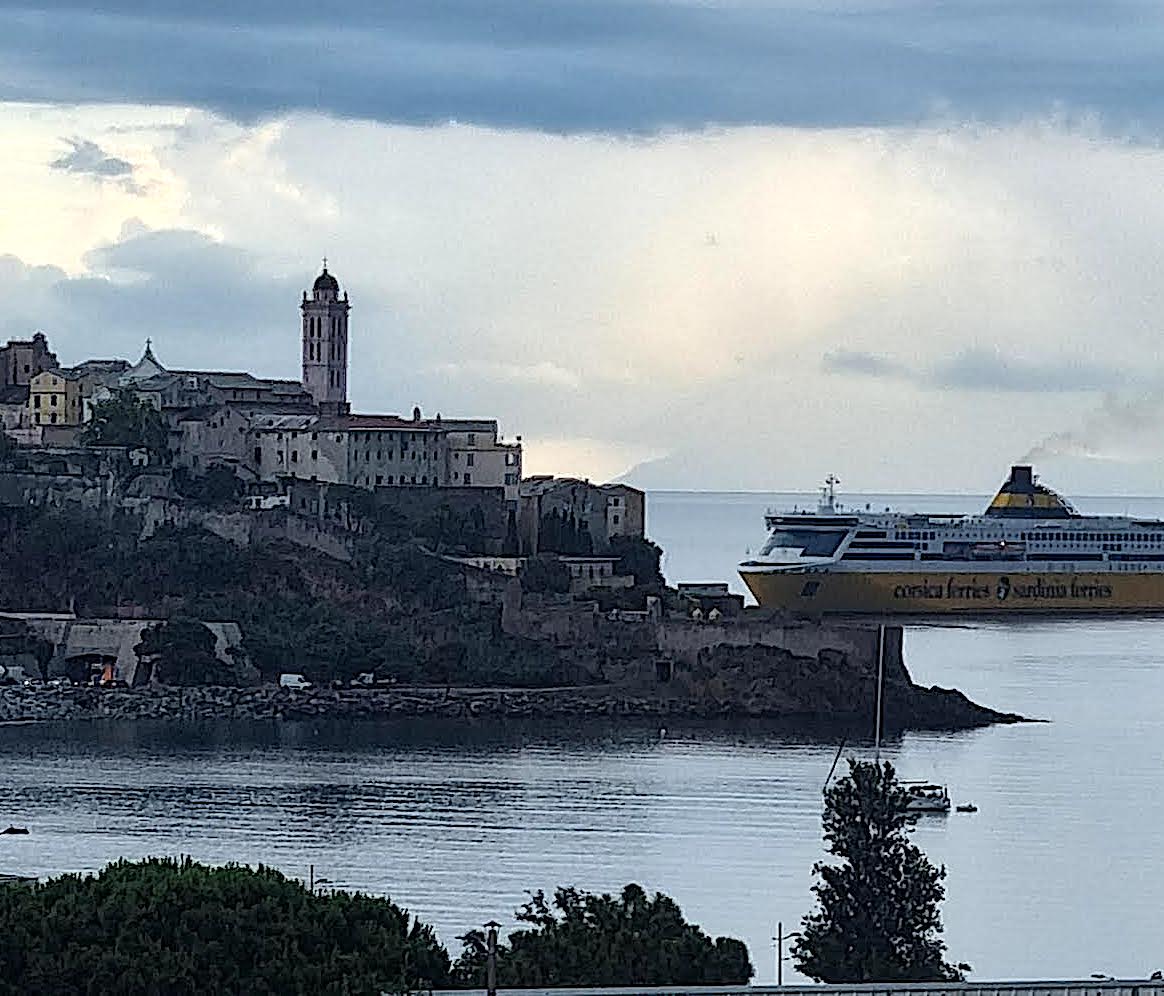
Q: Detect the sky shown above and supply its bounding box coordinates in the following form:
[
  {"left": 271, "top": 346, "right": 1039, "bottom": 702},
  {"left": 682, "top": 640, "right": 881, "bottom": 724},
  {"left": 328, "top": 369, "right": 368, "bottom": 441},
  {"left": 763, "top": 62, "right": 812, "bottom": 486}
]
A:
[{"left": 5, "top": 3, "right": 1164, "bottom": 493}]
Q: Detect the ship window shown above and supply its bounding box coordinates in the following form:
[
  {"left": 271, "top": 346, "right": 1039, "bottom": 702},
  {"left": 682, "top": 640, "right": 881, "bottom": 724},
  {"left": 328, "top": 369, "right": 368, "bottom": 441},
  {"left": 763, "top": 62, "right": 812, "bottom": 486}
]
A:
[{"left": 762, "top": 529, "right": 847, "bottom": 557}]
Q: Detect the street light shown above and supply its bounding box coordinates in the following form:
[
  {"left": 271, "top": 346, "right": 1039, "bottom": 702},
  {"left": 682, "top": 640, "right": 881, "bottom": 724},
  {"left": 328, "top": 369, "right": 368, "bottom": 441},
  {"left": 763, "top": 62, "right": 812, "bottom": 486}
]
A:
[
  {"left": 772, "top": 921, "right": 801, "bottom": 986},
  {"left": 484, "top": 920, "right": 501, "bottom": 996}
]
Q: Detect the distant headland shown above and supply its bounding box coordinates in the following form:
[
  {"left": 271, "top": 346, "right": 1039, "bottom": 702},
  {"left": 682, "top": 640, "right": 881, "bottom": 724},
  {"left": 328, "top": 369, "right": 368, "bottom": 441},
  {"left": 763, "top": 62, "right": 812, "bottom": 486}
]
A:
[{"left": 0, "top": 264, "right": 1021, "bottom": 729}]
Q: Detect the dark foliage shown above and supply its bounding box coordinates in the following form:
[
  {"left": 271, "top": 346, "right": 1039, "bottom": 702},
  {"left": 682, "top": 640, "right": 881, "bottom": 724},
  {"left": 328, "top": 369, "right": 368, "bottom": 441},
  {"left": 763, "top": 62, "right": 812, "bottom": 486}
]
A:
[
  {"left": 0, "top": 857, "right": 450, "bottom": 995},
  {"left": 172, "top": 465, "right": 245, "bottom": 506},
  {"left": 520, "top": 553, "right": 572, "bottom": 594},
  {"left": 611, "top": 535, "right": 664, "bottom": 588},
  {"left": 0, "top": 431, "right": 14, "bottom": 460},
  {"left": 0, "top": 506, "right": 577, "bottom": 689},
  {"left": 137, "top": 617, "right": 238, "bottom": 686},
  {"left": 452, "top": 884, "right": 753, "bottom": 988},
  {"left": 793, "top": 758, "right": 962, "bottom": 983},
  {"left": 538, "top": 509, "right": 593, "bottom": 555},
  {"left": 80, "top": 389, "right": 168, "bottom": 459}
]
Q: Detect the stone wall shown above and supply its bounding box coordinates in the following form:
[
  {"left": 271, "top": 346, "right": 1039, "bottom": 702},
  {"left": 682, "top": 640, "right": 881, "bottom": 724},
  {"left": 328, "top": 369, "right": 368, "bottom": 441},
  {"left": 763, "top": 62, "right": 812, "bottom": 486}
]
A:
[{"left": 1, "top": 614, "right": 251, "bottom": 686}]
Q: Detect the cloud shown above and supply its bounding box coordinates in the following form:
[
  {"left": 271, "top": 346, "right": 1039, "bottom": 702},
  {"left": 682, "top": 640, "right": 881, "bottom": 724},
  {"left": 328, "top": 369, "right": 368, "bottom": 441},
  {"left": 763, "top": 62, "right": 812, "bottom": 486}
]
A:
[
  {"left": 8, "top": 108, "right": 1164, "bottom": 489},
  {"left": 5, "top": 4, "right": 1164, "bottom": 132},
  {"left": 825, "top": 347, "right": 1126, "bottom": 393},
  {"left": 51, "top": 137, "right": 134, "bottom": 179},
  {"left": 822, "top": 349, "right": 910, "bottom": 378}
]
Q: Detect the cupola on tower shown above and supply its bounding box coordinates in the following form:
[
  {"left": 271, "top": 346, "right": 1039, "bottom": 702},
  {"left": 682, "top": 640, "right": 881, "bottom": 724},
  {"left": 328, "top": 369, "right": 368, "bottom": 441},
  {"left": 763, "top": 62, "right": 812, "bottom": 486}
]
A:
[{"left": 301, "top": 261, "right": 351, "bottom": 413}]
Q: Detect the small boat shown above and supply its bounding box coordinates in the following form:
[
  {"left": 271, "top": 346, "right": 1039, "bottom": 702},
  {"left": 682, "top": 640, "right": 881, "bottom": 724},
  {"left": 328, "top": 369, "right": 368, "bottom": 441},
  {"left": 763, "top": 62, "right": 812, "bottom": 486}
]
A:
[
  {"left": 903, "top": 782, "right": 950, "bottom": 814},
  {"left": 0, "top": 826, "right": 28, "bottom": 835},
  {"left": 956, "top": 803, "right": 978, "bottom": 813}
]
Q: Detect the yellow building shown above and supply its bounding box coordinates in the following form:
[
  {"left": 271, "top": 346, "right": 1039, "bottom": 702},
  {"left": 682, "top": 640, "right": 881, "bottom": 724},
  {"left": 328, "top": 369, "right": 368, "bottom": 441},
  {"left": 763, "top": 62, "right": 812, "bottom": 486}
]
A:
[{"left": 29, "top": 370, "right": 82, "bottom": 427}]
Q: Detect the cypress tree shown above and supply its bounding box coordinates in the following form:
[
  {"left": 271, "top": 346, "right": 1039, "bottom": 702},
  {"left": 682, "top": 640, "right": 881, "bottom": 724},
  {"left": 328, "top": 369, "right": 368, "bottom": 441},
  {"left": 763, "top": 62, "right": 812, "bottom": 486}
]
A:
[{"left": 793, "top": 758, "right": 963, "bottom": 983}]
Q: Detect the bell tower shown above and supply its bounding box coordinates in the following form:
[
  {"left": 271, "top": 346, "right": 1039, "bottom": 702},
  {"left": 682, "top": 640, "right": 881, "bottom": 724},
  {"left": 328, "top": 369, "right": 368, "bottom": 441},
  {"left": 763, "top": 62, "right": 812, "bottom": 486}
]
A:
[{"left": 301, "top": 260, "right": 351, "bottom": 413}]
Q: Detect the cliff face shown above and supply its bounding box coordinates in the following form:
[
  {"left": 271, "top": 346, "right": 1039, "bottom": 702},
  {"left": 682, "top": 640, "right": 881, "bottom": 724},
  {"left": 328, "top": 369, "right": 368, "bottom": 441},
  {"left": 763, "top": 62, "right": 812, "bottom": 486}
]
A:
[{"left": 680, "top": 643, "right": 1023, "bottom": 729}]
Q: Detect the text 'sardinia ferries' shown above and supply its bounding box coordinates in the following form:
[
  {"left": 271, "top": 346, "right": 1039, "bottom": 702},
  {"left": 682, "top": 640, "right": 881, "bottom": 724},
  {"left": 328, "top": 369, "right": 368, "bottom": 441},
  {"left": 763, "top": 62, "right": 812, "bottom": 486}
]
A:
[{"left": 739, "top": 466, "right": 1164, "bottom": 616}]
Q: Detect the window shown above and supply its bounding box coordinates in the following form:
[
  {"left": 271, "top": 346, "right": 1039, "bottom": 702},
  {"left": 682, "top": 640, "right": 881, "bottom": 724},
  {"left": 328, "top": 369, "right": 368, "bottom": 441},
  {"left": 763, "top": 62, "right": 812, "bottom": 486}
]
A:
[
  {"left": 291, "top": 451, "right": 298, "bottom": 463},
  {"left": 253, "top": 447, "right": 262, "bottom": 463},
  {"left": 50, "top": 395, "right": 57, "bottom": 407},
  {"left": 467, "top": 434, "right": 476, "bottom": 445},
  {"left": 376, "top": 475, "right": 383, "bottom": 485},
  {"left": 311, "top": 450, "right": 318, "bottom": 461},
  {"left": 311, "top": 432, "right": 318, "bottom": 441},
  {"left": 33, "top": 395, "right": 40, "bottom": 409},
  {"left": 613, "top": 514, "right": 620, "bottom": 525},
  {"left": 464, "top": 473, "right": 472, "bottom": 485},
  {"left": 466, "top": 453, "right": 475, "bottom": 467},
  {"left": 50, "top": 413, "right": 57, "bottom": 424},
  {"left": 421, "top": 476, "right": 427, "bottom": 485},
  {"left": 387, "top": 476, "right": 393, "bottom": 484}
]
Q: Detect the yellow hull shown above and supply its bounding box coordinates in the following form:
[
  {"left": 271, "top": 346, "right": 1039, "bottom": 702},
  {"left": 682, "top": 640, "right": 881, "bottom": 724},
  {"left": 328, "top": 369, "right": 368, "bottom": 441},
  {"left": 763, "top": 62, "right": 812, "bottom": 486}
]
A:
[{"left": 739, "top": 569, "right": 1164, "bottom": 616}]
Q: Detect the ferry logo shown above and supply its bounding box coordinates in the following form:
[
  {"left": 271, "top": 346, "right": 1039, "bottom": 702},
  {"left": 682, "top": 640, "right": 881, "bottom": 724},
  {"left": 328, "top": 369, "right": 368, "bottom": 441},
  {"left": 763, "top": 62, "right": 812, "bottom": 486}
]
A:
[{"left": 996, "top": 576, "right": 1011, "bottom": 601}]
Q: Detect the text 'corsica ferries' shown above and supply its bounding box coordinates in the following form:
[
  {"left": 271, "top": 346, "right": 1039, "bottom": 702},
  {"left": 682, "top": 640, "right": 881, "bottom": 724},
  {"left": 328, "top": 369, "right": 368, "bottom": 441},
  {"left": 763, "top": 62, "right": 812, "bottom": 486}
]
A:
[{"left": 739, "top": 466, "right": 1164, "bottom": 616}]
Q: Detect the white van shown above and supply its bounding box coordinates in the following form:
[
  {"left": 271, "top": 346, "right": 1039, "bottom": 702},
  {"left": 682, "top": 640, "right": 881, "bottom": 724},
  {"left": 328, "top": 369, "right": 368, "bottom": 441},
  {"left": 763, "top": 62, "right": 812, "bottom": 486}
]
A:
[{"left": 279, "top": 673, "right": 311, "bottom": 690}]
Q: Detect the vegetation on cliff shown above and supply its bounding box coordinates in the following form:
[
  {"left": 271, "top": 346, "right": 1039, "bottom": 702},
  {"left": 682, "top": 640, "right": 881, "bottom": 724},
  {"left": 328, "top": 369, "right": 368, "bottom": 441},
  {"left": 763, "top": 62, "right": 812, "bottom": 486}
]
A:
[
  {"left": 0, "top": 857, "right": 449, "bottom": 996},
  {"left": 452, "top": 884, "right": 753, "bottom": 987},
  {"left": 136, "top": 618, "right": 240, "bottom": 686},
  {"left": 0, "top": 505, "right": 586, "bottom": 688},
  {"left": 79, "top": 389, "right": 168, "bottom": 459},
  {"left": 794, "top": 758, "right": 964, "bottom": 982}
]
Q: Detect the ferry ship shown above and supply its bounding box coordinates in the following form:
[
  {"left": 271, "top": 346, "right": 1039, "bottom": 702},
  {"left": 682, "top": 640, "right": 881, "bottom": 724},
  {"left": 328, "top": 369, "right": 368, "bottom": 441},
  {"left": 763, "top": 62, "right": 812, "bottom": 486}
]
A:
[{"left": 739, "top": 466, "right": 1164, "bottom": 616}]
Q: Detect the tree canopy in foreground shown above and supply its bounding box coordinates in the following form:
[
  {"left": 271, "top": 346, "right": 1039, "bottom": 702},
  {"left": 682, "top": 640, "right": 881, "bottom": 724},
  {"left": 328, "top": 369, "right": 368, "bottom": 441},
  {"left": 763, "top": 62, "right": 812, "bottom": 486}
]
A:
[
  {"left": 793, "top": 758, "right": 963, "bottom": 983},
  {"left": 453, "top": 883, "right": 753, "bottom": 987},
  {"left": 0, "top": 857, "right": 449, "bottom": 995}
]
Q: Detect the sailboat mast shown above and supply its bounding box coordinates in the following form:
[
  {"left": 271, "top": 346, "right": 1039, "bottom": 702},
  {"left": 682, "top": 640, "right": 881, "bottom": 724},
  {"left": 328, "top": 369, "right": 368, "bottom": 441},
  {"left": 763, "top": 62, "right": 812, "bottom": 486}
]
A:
[{"left": 874, "top": 624, "right": 885, "bottom": 762}]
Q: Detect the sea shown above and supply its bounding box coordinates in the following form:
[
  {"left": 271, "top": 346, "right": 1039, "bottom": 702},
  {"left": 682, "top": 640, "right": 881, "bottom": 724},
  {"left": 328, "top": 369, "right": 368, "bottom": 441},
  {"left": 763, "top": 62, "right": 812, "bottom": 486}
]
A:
[{"left": 1, "top": 490, "right": 1163, "bottom": 983}]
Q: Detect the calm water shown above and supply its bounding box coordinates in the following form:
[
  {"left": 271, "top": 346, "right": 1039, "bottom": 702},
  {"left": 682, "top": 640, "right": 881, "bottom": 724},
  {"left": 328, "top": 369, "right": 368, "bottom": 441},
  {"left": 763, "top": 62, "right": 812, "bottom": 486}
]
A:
[{"left": 0, "top": 491, "right": 1162, "bottom": 982}]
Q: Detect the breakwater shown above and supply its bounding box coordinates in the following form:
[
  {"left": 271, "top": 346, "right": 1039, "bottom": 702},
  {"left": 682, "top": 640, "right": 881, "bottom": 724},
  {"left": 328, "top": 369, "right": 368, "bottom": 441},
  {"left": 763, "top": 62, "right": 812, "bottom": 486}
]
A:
[{"left": 0, "top": 646, "right": 1022, "bottom": 729}]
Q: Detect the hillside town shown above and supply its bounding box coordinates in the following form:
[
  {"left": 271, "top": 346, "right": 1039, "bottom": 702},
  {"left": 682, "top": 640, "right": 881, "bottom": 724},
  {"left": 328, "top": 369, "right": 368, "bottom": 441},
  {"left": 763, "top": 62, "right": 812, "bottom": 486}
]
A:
[{"left": 0, "top": 262, "right": 645, "bottom": 561}]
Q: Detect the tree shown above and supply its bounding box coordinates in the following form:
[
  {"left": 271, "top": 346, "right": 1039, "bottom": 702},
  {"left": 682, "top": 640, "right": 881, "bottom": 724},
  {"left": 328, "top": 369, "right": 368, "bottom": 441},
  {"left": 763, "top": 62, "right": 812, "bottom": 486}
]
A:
[
  {"left": 81, "top": 389, "right": 168, "bottom": 459},
  {"left": 792, "top": 758, "right": 962, "bottom": 983},
  {"left": 137, "top": 618, "right": 239, "bottom": 686},
  {"left": 610, "top": 535, "right": 664, "bottom": 588},
  {"left": 0, "top": 431, "right": 14, "bottom": 460},
  {"left": 451, "top": 884, "right": 752, "bottom": 987},
  {"left": 520, "top": 553, "right": 571, "bottom": 594},
  {"left": 0, "top": 857, "right": 450, "bottom": 994}
]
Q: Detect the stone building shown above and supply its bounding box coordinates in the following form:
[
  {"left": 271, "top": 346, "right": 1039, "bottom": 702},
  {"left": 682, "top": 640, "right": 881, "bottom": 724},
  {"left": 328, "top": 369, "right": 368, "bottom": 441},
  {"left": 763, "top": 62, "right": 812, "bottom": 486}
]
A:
[
  {"left": 29, "top": 369, "right": 83, "bottom": 428},
  {"left": 0, "top": 332, "right": 57, "bottom": 389},
  {"left": 240, "top": 264, "right": 522, "bottom": 497},
  {"left": 518, "top": 477, "right": 645, "bottom": 555},
  {"left": 248, "top": 409, "right": 521, "bottom": 499}
]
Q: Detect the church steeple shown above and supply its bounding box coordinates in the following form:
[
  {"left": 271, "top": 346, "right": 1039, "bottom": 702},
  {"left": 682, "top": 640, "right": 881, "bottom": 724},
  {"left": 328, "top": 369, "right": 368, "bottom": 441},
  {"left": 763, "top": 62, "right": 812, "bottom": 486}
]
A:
[{"left": 301, "top": 260, "right": 350, "bottom": 413}]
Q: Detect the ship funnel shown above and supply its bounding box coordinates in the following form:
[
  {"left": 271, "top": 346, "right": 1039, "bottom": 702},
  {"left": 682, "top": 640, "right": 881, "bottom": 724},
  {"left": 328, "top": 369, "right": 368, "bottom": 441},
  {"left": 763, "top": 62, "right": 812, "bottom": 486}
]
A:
[{"left": 1009, "top": 465, "right": 1034, "bottom": 489}]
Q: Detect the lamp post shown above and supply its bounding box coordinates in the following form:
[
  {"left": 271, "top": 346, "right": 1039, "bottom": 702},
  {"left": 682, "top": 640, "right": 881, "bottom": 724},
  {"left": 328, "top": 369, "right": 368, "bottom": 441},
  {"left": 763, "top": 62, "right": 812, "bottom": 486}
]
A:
[
  {"left": 772, "top": 921, "right": 801, "bottom": 986},
  {"left": 484, "top": 920, "right": 501, "bottom": 996}
]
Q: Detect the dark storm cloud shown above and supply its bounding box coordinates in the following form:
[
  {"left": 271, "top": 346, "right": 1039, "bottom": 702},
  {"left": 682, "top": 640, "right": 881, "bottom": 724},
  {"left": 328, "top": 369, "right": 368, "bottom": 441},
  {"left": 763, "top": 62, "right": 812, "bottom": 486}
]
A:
[{"left": 4, "top": 2, "right": 1164, "bottom": 132}]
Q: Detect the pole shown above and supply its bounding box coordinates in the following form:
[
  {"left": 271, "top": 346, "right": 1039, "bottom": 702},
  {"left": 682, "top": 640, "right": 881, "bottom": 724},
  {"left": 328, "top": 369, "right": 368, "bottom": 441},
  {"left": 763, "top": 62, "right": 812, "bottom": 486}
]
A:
[
  {"left": 485, "top": 920, "right": 500, "bottom": 996},
  {"left": 777, "top": 921, "right": 783, "bottom": 986},
  {"left": 308, "top": 863, "right": 314, "bottom": 894},
  {"left": 874, "top": 624, "right": 885, "bottom": 761}
]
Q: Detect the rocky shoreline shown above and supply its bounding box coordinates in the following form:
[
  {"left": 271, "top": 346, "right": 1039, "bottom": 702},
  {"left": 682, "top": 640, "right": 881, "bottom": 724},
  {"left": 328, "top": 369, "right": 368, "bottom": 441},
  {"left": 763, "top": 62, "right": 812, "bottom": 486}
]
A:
[{"left": 0, "top": 670, "right": 1025, "bottom": 729}]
